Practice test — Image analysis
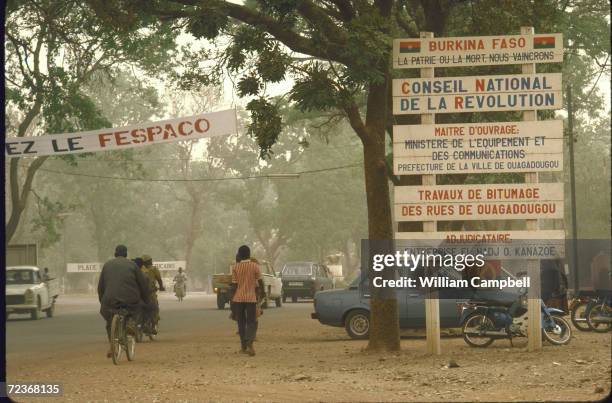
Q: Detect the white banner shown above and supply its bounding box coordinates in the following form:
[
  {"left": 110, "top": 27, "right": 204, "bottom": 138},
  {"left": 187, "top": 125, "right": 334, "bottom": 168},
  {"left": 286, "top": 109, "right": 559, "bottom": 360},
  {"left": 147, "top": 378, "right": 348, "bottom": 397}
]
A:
[
  {"left": 67, "top": 260, "right": 186, "bottom": 273},
  {"left": 5, "top": 109, "right": 237, "bottom": 158},
  {"left": 393, "top": 34, "right": 563, "bottom": 69}
]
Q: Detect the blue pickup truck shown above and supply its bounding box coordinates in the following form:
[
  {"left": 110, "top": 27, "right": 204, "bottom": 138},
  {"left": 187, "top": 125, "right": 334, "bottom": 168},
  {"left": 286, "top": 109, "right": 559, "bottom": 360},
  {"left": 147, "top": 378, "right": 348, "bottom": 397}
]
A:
[{"left": 311, "top": 268, "right": 520, "bottom": 339}]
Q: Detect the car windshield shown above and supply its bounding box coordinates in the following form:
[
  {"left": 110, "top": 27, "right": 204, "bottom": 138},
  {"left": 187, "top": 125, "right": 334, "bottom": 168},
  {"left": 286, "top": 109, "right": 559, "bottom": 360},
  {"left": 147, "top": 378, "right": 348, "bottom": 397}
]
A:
[
  {"left": 6, "top": 270, "right": 36, "bottom": 285},
  {"left": 282, "top": 263, "right": 313, "bottom": 276}
]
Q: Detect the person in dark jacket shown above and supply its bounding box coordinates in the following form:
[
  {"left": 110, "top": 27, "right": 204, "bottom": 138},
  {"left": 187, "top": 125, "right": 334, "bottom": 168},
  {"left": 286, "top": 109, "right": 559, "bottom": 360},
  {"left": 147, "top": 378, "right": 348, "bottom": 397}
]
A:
[{"left": 98, "top": 245, "right": 150, "bottom": 357}]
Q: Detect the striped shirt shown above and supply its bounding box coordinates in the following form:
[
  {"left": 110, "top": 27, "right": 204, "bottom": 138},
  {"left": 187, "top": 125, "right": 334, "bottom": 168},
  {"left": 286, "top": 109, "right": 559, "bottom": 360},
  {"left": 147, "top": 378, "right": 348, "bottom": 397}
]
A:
[{"left": 231, "top": 260, "right": 261, "bottom": 303}]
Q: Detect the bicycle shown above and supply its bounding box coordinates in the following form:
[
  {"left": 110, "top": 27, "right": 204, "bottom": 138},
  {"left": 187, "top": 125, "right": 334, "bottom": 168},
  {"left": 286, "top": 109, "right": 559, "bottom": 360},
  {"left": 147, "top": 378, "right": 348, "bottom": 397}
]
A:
[{"left": 110, "top": 306, "right": 137, "bottom": 365}]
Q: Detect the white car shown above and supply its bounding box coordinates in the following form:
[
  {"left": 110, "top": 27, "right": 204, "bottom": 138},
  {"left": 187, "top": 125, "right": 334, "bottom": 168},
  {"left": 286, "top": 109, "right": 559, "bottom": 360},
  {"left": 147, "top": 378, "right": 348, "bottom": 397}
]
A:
[
  {"left": 6, "top": 266, "right": 60, "bottom": 320},
  {"left": 213, "top": 260, "right": 283, "bottom": 309},
  {"left": 259, "top": 261, "right": 283, "bottom": 308}
]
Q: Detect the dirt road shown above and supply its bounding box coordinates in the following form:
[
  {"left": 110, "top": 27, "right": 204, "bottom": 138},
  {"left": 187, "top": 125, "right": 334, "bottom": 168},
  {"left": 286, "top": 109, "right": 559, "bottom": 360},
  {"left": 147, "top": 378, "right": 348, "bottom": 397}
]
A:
[{"left": 6, "top": 293, "right": 611, "bottom": 402}]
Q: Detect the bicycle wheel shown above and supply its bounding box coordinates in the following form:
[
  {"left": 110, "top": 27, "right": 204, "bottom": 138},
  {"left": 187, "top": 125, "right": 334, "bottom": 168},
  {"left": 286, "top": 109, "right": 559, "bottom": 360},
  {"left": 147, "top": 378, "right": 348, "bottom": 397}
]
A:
[
  {"left": 148, "top": 322, "right": 158, "bottom": 341},
  {"left": 462, "top": 314, "right": 495, "bottom": 348},
  {"left": 587, "top": 303, "right": 612, "bottom": 333},
  {"left": 110, "top": 314, "right": 123, "bottom": 365},
  {"left": 126, "top": 333, "right": 136, "bottom": 361},
  {"left": 135, "top": 324, "right": 143, "bottom": 343}
]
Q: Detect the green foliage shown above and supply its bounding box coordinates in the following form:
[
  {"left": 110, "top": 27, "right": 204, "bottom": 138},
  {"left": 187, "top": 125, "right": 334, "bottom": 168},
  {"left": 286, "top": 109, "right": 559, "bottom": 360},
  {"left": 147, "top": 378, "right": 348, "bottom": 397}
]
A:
[
  {"left": 257, "top": 44, "right": 290, "bottom": 82},
  {"left": 290, "top": 63, "right": 340, "bottom": 112},
  {"left": 237, "top": 75, "right": 261, "bottom": 97},
  {"left": 246, "top": 97, "right": 282, "bottom": 158},
  {"left": 30, "top": 197, "right": 72, "bottom": 248},
  {"left": 188, "top": 13, "right": 229, "bottom": 40}
]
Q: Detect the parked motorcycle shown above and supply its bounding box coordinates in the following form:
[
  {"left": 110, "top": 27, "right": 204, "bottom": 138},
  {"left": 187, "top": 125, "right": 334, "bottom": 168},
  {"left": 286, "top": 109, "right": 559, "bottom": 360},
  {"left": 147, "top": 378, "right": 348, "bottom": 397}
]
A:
[
  {"left": 586, "top": 294, "right": 612, "bottom": 333},
  {"left": 461, "top": 289, "right": 571, "bottom": 347},
  {"left": 570, "top": 291, "right": 597, "bottom": 331}
]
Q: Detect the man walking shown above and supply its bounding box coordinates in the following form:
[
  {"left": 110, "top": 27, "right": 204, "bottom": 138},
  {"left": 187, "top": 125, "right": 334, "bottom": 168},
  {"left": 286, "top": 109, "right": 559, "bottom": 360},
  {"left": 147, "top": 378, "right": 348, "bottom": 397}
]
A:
[
  {"left": 231, "top": 245, "right": 265, "bottom": 356},
  {"left": 98, "top": 245, "right": 150, "bottom": 358}
]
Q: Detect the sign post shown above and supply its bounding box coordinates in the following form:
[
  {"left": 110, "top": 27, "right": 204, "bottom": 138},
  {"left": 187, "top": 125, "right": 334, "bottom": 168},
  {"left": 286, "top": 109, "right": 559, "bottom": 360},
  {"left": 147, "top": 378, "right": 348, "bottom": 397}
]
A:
[
  {"left": 521, "top": 26, "right": 543, "bottom": 351},
  {"left": 392, "top": 28, "right": 563, "bottom": 355},
  {"left": 418, "top": 31, "right": 442, "bottom": 356}
]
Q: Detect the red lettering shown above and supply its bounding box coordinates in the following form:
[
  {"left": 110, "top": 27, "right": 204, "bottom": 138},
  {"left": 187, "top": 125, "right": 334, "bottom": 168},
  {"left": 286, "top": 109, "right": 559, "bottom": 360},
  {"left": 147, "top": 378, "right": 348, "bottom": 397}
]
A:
[
  {"left": 130, "top": 128, "right": 146, "bottom": 144},
  {"left": 475, "top": 79, "right": 484, "bottom": 92},
  {"left": 146, "top": 126, "right": 163, "bottom": 142},
  {"left": 194, "top": 118, "right": 209, "bottom": 133},
  {"left": 163, "top": 123, "right": 178, "bottom": 139},
  {"left": 401, "top": 205, "right": 421, "bottom": 216},
  {"left": 454, "top": 96, "right": 464, "bottom": 109},
  {"left": 401, "top": 82, "right": 410, "bottom": 95},
  {"left": 178, "top": 121, "right": 193, "bottom": 136},
  {"left": 114, "top": 130, "right": 130, "bottom": 146},
  {"left": 98, "top": 133, "right": 113, "bottom": 147}
]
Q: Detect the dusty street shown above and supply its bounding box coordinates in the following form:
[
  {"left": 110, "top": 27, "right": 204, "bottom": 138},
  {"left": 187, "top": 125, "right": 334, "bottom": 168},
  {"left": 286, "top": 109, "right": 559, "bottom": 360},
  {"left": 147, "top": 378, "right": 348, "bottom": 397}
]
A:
[{"left": 6, "top": 293, "right": 611, "bottom": 402}]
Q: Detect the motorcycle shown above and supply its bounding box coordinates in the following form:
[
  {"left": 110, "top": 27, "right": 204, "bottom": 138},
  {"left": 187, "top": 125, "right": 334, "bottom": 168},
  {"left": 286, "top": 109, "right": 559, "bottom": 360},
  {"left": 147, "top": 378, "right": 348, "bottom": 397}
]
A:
[
  {"left": 174, "top": 282, "right": 186, "bottom": 302},
  {"left": 570, "top": 291, "right": 598, "bottom": 331},
  {"left": 585, "top": 294, "right": 612, "bottom": 333},
  {"left": 460, "top": 289, "right": 572, "bottom": 347}
]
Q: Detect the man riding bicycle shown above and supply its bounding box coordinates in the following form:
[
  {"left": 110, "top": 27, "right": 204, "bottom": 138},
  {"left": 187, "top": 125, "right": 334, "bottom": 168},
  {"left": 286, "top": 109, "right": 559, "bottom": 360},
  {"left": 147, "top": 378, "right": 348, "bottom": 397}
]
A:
[
  {"left": 98, "top": 245, "right": 151, "bottom": 358},
  {"left": 140, "top": 254, "right": 165, "bottom": 332}
]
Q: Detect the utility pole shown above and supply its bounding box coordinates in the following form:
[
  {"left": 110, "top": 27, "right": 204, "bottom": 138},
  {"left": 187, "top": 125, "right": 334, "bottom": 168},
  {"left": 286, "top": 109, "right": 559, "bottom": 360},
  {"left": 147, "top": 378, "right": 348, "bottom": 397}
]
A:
[
  {"left": 521, "top": 26, "right": 542, "bottom": 352},
  {"left": 567, "top": 85, "right": 579, "bottom": 291}
]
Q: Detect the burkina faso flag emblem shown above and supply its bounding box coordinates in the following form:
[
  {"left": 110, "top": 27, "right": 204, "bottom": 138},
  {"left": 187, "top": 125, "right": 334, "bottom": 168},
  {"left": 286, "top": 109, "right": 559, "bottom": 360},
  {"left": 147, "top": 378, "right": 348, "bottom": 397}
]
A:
[
  {"left": 533, "top": 36, "right": 556, "bottom": 49},
  {"left": 399, "top": 41, "right": 421, "bottom": 53}
]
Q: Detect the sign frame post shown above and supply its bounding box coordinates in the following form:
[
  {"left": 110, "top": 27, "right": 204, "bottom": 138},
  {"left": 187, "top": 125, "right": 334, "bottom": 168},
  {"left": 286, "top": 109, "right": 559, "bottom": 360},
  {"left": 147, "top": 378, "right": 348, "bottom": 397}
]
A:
[
  {"left": 521, "top": 26, "right": 543, "bottom": 351},
  {"left": 420, "top": 31, "right": 442, "bottom": 356}
]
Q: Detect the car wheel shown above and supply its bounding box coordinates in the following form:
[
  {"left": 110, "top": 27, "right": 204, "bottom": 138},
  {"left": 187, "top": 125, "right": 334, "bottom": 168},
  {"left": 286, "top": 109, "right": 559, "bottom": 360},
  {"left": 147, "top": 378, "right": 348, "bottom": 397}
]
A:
[
  {"left": 345, "top": 309, "right": 370, "bottom": 339},
  {"left": 31, "top": 298, "right": 41, "bottom": 320},
  {"left": 45, "top": 302, "right": 55, "bottom": 318}
]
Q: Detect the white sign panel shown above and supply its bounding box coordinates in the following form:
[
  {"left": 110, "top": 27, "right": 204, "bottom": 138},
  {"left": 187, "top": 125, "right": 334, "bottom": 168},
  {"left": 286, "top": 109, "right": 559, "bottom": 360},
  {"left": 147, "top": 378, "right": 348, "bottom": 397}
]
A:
[
  {"left": 67, "top": 262, "right": 101, "bottom": 273},
  {"left": 392, "top": 74, "right": 562, "bottom": 114},
  {"left": 393, "top": 34, "right": 563, "bottom": 68},
  {"left": 394, "top": 183, "right": 564, "bottom": 221},
  {"left": 5, "top": 109, "right": 237, "bottom": 158},
  {"left": 394, "top": 230, "right": 566, "bottom": 260},
  {"left": 153, "top": 261, "right": 187, "bottom": 271},
  {"left": 393, "top": 120, "right": 563, "bottom": 175},
  {"left": 66, "top": 260, "right": 186, "bottom": 273}
]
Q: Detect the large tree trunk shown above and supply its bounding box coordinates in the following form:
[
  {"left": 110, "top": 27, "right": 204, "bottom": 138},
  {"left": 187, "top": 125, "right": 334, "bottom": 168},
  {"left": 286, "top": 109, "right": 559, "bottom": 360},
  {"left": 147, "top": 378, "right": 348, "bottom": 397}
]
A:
[
  {"left": 362, "top": 75, "right": 400, "bottom": 351},
  {"left": 6, "top": 156, "right": 48, "bottom": 246},
  {"left": 5, "top": 98, "right": 45, "bottom": 246},
  {"left": 361, "top": 134, "right": 400, "bottom": 351}
]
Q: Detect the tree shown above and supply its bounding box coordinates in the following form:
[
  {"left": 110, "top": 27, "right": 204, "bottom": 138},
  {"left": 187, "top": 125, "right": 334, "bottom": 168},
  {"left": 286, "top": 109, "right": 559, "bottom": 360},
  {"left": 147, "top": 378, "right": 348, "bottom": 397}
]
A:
[
  {"left": 91, "top": 0, "right": 611, "bottom": 351},
  {"left": 4, "top": 0, "right": 177, "bottom": 245}
]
